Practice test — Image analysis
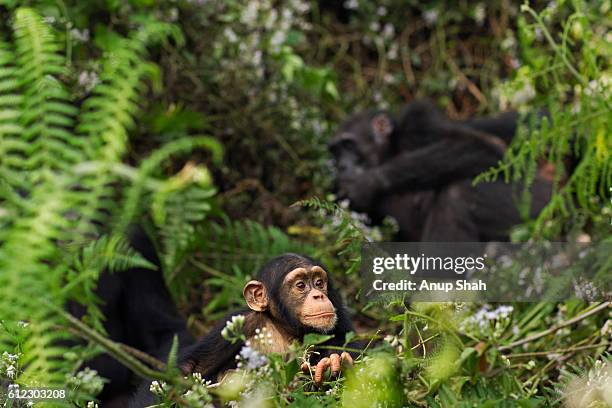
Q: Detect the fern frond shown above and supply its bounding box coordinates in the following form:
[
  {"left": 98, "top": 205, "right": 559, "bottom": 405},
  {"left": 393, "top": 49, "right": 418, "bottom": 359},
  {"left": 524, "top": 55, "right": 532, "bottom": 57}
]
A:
[
  {"left": 62, "top": 235, "right": 157, "bottom": 332},
  {"left": 0, "top": 8, "right": 188, "bottom": 389},
  {"left": 0, "top": 40, "right": 25, "bottom": 189},
  {"left": 76, "top": 234, "right": 157, "bottom": 274},
  {"left": 12, "top": 8, "right": 82, "bottom": 181},
  {"left": 165, "top": 217, "right": 313, "bottom": 313},
  {"left": 0, "top": 179, "right": 78, "bottom": 385},
  {"left": 74, "top": 22, "right": 183, "bottom": 235},
  {"left": 193, "top": 216, "right": 314, "bottom": 278},
  {"left": 156, "top": 185, "right": 216, "bottom": 275},
  {"left": 116, "top": 136, "right": 222, "bottom": 235},
  {"left": 477, "top": 5, "right": 612, "bottom": 238}
]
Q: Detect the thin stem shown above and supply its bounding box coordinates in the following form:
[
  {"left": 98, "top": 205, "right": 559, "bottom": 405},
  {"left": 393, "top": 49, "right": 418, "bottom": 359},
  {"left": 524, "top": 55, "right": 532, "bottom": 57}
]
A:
[
  {"left": 411, "top": 333, "right": 440, "bottom": 351},
  {"left": 54, "top": 304, "right": 188, "bottom": 386},
  {"left": 404, "top": 310, "right": 463, "bottom": 346},
  {"left": 522, "top": 5, "right": 587, "bottom": 86},
  {"left": 507, "top": 342, "right": 609, "bottom": 358},
  {"left": 499, "top": 301, "right": 610, "bottom": 351}
]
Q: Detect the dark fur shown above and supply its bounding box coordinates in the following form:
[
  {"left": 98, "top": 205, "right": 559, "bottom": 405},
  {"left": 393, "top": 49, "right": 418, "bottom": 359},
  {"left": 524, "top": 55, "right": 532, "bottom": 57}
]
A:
[
  {"left": 330, "top": 100, "right": 552, "bottom": 241},
  {"left": 67, "top": 226, "right": 194, "bottom": 407},
  {"left": 130, "top": 254, "right": 356, "bottom": 407}
]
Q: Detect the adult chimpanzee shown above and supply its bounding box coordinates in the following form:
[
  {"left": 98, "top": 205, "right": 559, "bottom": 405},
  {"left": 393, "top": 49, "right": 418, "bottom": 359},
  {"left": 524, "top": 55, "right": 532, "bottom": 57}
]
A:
[
  {"left": 330, "top": 100, "right": 552, "bottom": 241},
  {"left": 67, "top": 226, "right": 194, "bottom": 407},
  {"left": 131, "top": 253, "right": 356, "bottom": 406}
]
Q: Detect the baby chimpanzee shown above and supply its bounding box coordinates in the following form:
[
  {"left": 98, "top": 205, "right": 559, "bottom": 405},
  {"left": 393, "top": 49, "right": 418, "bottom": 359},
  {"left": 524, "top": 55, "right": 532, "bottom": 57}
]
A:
[{"left": 130, "top": 253, "right": 356, "bottom": 406}]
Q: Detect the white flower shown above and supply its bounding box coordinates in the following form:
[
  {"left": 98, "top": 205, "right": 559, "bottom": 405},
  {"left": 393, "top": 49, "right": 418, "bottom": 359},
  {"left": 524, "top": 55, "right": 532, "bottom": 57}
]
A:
[
  {"left": 149, "top": 380, "right": 166, "bottom": 396},
  {"left": 253, "top": 50, "right": 262, "bottom": 67},
  {"left": 224, "top": 28, "right": 238, "bottom": 43},
  {"left": 241, "top": 2, "right": 259, "bottom": 25},
  {"left": 461, "top": 304, "right": 514, "bottom": 332},
  {"left": 510, "top": 57, "right": 521, "bottom": 69},
  {"left": 291, "top": 0, "right": 310, "bottom": 14},
  {"left": 78, "top": 71, "right": 100, "bottom": 93},
  {"left": 222, "top": 314, "right": 246, "bottom": 342},
  {"left": 382, "top": 23, "right": 395, "bottom": 39},
  {"left": 282, "top": 8, "right": 293, "bottom": 23},
  {"left": 70, "top": 28, "right": 90, "bottom": 42},
  {"left": 270, "top": 30, "right": 286, "bottom": 51},
  {"left": 2, "top": 352, "right": 17, "bottom": 362},
  {"left": 423, "top": 9, "right": 439, "bottom": 25},
  {"left": 387, "top": 43, "right": 399, "bottom": 60},
  {"left": 344, "top": 0, "right": 358, "bottom": 10},
  {"left": 534, "top": 27, "right": 543, "bottom": 41},
  {"left": 573, "top": 279, "right": 599, "bottom": 301},
  {"left": 510, "top": 81, "right": 536, "bottom": 107},
  {"left": 238, "top": 346, "right": 268, "bottom": 369},
  {"left": 265, "top": 9, "right": 278, "bottom": 29},
  {"left": 473, "top": 4, "right": 485, "bottom": 26},
  {"left": 501, "top": 34, "right": 516, "bottom": 51}
]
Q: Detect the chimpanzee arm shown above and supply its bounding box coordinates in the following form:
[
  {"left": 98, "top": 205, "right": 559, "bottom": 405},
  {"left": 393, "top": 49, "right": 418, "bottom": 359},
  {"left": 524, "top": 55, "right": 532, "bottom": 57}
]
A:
[
  {"left": 464, "top": 111, "right": 519, "bottom": 144},
  {"left": 341, "top": 116, "right": 508, "bottom": 212},
  {"left": 129, "top": 313, "right": 245, "bottom": 407},
  {"left": 397, "top": 107, "right": 548, "bottom": 190},
  {"left": 375, "top": 132, "right": 505, "bottom": 192},
  {"left": 373, "top": 100, "right": 508, "bottom": 193}
]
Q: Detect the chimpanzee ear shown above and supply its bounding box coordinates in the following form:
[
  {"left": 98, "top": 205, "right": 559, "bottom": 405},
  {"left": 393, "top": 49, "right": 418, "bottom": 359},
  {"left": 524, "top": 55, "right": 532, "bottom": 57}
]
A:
[
  {"left": 243, "top": 280, "right": 268, "bottom": 312},
  {"left": 371, "top": 113, "right": 394, "bottom": 145}
]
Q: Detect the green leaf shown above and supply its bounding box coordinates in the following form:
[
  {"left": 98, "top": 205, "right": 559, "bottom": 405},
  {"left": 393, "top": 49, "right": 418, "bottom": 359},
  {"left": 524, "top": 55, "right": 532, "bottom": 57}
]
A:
[
  {"left": 283, "top": 359, "right": 299, "bottom": 386},
  {"left": 302, "top": 333, "right": 334, "bottom": 346},
  {"left": 164, "top": 335, "right": 180, "bottom": 376}
]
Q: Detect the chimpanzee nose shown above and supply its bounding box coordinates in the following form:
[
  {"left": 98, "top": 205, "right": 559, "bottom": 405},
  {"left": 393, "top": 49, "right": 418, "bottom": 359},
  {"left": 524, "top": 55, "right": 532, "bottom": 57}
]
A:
[{"left": 312, "top": 290, "right": 324, "bottom": 300}]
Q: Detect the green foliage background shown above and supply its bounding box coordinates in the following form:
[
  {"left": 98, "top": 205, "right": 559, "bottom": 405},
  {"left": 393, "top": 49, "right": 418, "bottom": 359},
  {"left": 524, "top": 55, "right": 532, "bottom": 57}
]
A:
[{"left": 0, "top": 0, "right": 610, "bottom": 407}]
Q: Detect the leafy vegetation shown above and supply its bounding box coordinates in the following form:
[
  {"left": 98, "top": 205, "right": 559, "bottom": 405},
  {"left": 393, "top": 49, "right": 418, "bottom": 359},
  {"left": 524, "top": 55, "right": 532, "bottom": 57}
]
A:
[
  {"left": 0, "top": 1, "right": 610, "bottom": 407},
  {"left": 0, "top": 5, "right": 219, "bottom": 396}
]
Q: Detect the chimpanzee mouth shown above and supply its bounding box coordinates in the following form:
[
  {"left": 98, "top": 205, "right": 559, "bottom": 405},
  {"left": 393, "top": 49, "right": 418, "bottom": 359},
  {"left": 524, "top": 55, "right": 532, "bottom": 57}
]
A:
[{"left": 304, "top": 312, "right": 336, "bottom": 319}]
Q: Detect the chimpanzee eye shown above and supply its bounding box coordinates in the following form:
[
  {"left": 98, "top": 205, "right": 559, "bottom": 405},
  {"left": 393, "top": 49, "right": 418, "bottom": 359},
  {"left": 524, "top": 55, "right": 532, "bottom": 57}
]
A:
[
  {"left": 296, "top": 281, "right": 306, "bottom": 290},
  {"left": 315, "top": 279, "right": 324, "bottom": 288}
]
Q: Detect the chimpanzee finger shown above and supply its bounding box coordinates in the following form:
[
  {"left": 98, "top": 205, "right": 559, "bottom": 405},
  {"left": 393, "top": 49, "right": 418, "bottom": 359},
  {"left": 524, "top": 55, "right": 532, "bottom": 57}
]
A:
[
  {"left": 300, "top": 362, "right": 310, "bottom": 373},
  {"left": 340, "top": 352, "right": 353, "bottom": 366},
  {"left": 329, "top": 353, "right": 341, "bottom": 376},
  {"left": 314, "top": 357, "right": 330, "bottom": 384}
]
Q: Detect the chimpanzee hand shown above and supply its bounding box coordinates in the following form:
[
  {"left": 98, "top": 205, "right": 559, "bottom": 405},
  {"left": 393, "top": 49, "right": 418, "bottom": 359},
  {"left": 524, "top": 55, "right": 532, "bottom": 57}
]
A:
[
  {"left": 342, "top": 170, "right": 385, "bottom": 212},
  {"left": 301, "top": 352, "right": 353, "bottom": 385}
]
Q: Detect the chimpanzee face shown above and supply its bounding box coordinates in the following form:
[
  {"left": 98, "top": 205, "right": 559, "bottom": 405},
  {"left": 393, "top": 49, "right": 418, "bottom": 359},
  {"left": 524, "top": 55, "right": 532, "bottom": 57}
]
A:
[
  {"left": 329, "top": 110, "right": 394, "bottom": 177},
  {"left": 243, "top": 259, "right": 338, "bottom": 334},
  {"left": 280, "top": 266, "right": 337, "bottom": 332}
]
